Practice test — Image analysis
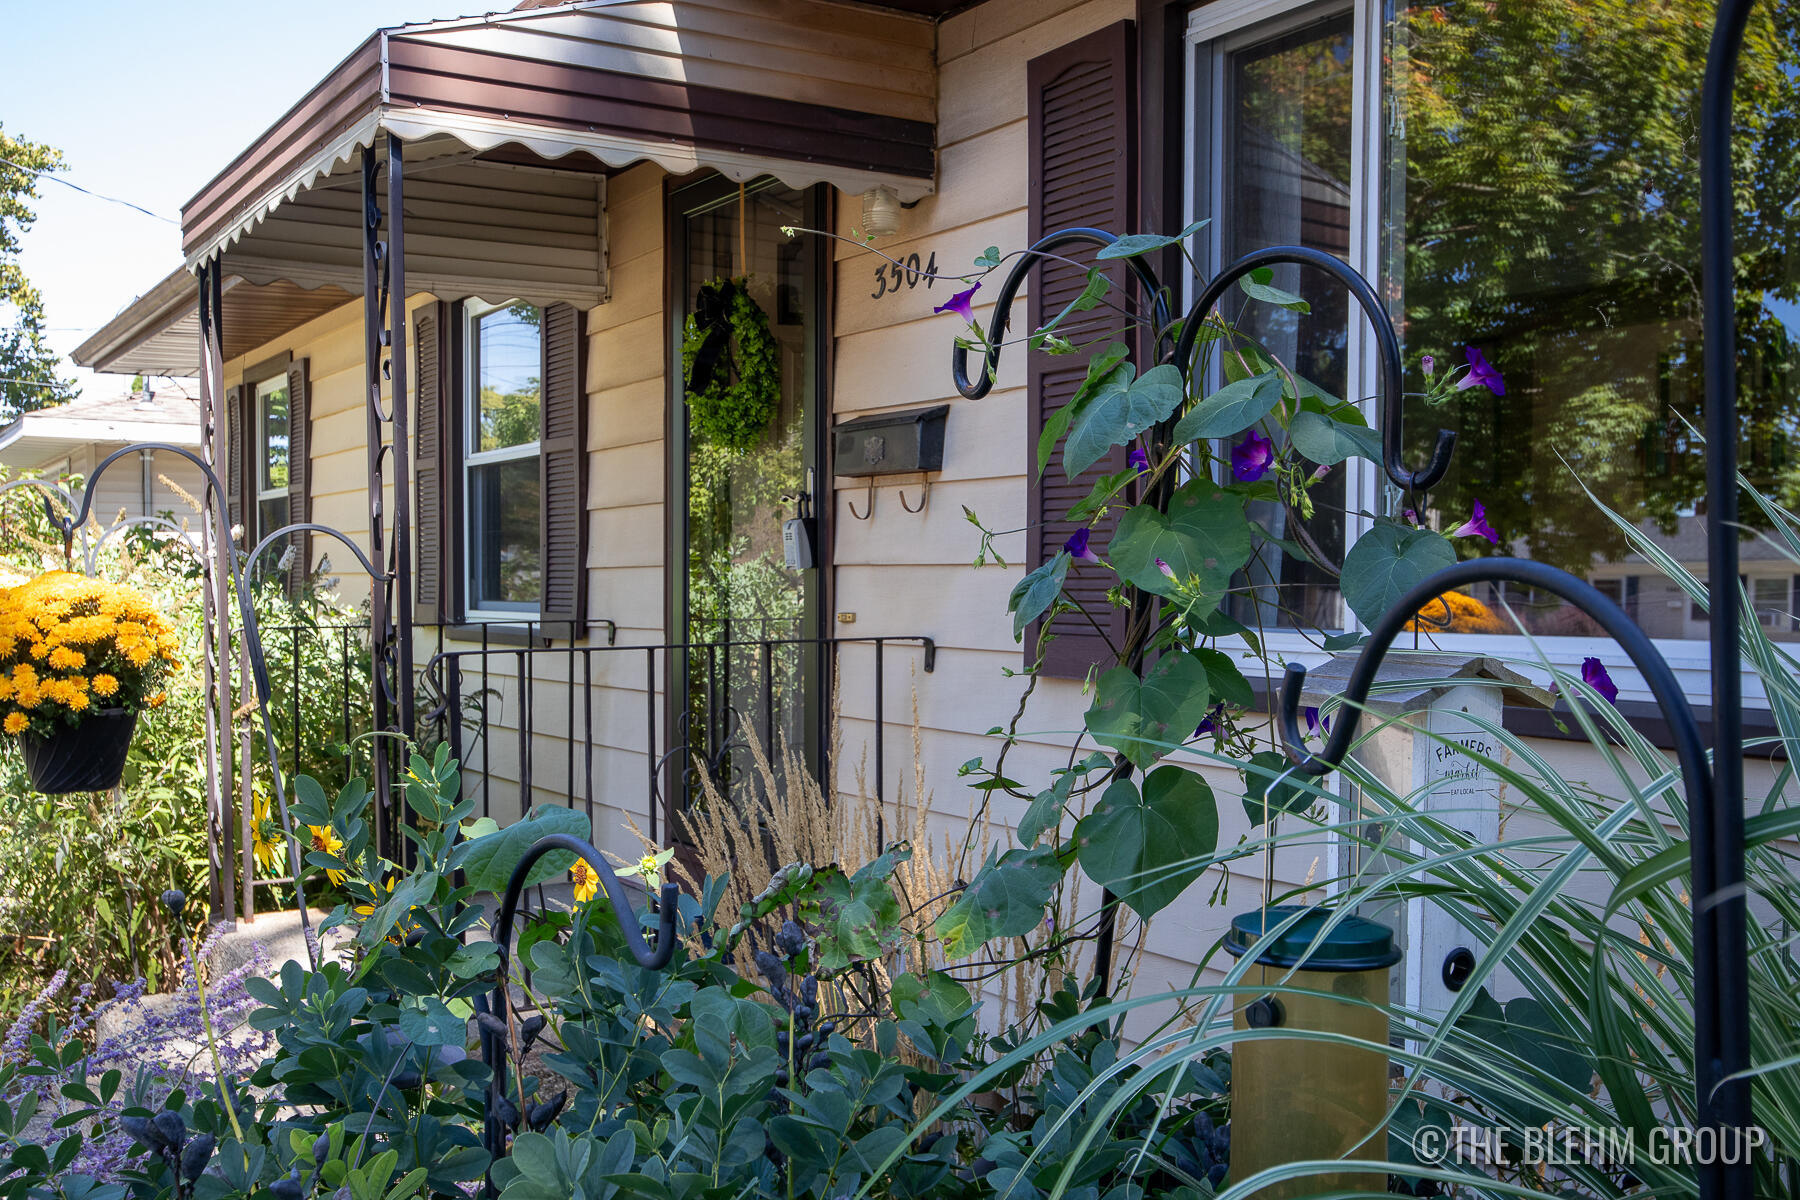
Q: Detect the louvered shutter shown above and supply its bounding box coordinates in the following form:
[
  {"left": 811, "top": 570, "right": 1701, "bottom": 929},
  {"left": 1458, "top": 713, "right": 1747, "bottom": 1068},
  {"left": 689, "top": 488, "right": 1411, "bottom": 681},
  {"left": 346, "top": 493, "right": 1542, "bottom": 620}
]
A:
[
  {"left": 285, "top": 358, "right": 311, "bottom": 595},
  {"left": 225, "top": 384, "right": 246, "bottom": 534},
  {"left": 1026, "top": 22, "right": 1138, "bottom": 678},
  {"left": 414, "top": 303, "right": 451, "bottom": 624},
  {"left": 538, "top": 302, "right": 587, "bottom": 639}
]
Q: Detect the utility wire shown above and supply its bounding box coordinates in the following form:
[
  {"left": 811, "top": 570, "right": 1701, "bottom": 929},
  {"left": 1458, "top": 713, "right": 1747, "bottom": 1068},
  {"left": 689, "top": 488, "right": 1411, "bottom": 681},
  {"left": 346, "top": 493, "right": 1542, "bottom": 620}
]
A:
[{"left": 0, "top": 157, "right": 179, "bottom": 225}]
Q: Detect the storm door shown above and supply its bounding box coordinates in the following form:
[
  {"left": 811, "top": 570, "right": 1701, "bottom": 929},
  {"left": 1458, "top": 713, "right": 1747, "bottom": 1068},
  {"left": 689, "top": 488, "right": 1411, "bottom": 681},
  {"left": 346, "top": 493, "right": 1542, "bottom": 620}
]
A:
[{"left": 667, "top": 175, "right": 828, "bottom": 818}]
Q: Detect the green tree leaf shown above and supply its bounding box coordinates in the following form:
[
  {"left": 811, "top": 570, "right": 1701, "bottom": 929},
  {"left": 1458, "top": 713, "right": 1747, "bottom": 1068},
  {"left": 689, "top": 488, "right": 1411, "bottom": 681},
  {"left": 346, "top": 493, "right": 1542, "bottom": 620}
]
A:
[
  {"left": 1085, "top": 653, "right": 1215, "bottom": 769},
  {"left": 1339, "top": 522, "right": 1458, "bottom": 628},
  {"left": 1075, "top": 767, "right": 1219, "bottom": 917},
  {"left": 1008, "top": 551, "right": 1071, "bottom": 640},
  {"left": 1171, "top": 371, "right": 1285, "bottom": 443},
  {"left": 1094, "top": 219, "right": 1209, "bottom": 260},
  {"left": 1110, "top": 482, "right": 1252, "bottom": 608},
  {"left": 1064, "top": 363, "right": 1186, "bottom": 478},
  {"left": 1288, "top": 409, "right": 1382, "bottom": 466}
]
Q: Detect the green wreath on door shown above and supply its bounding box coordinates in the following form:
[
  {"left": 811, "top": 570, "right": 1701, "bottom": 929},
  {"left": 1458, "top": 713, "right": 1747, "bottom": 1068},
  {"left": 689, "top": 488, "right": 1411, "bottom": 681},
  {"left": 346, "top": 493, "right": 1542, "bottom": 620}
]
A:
[{"left": 681, "top": 277, "right": 781, "bottom": 453}]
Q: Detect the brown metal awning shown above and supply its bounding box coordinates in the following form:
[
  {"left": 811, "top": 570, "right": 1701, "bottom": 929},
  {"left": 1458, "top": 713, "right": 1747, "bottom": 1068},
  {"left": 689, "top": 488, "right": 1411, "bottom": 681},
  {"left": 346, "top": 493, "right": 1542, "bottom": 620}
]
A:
[{"left": 181, "top": 0, "right": 938, "bottom": 276}]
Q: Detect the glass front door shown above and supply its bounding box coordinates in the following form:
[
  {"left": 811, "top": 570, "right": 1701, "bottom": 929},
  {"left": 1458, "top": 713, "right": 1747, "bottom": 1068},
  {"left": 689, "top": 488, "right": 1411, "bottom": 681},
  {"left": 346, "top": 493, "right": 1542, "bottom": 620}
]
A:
[{"left": 670, "top": 176, "right": 826, "bottom": 812}]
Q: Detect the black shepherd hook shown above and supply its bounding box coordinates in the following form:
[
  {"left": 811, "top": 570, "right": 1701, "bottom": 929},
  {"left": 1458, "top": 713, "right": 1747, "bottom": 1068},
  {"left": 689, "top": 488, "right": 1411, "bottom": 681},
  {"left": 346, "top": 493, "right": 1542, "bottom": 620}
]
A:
[
  {"left": 482, "top": 834, "right": 677, "bottom": 1177},
  {"left": 951, "top": 227, "right": 1174, "bottom": 400},
  {"left": 1170, "top": 245, "right": 1456, "bottom": 495},
  {"left": 41, "top": 441, "right": 393, "bottom": 967},
  {"left": 950, "top": 233, "right": 1456, "bottom": 494}
]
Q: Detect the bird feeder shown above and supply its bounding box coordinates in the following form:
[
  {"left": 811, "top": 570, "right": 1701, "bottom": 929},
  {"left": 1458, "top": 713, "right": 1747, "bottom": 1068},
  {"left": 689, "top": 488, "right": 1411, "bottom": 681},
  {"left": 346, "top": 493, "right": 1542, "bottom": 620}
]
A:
[{"left": 1225, "top": 905, "right": 1401, "bottom": 1200}]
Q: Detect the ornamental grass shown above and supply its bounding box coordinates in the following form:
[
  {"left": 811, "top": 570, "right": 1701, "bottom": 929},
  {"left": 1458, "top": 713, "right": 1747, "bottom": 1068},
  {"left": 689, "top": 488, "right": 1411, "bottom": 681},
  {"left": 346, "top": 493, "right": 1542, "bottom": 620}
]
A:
[{"left": 0, "top": 571, "right": 181, "bottom": 736}]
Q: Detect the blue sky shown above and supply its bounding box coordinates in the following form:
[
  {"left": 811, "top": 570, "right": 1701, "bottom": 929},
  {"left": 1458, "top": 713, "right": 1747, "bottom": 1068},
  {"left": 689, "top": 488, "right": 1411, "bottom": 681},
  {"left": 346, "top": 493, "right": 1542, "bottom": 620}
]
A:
[{"left": 3, "top": 0, "right": 429, "bottom": 398}]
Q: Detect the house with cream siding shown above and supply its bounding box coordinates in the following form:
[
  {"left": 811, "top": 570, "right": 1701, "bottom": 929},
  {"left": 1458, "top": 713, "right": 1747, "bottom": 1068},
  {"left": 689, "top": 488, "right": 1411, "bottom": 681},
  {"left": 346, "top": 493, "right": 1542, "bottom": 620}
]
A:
[{"left": 74, "top": 0, "right": 1798, "bottom": 1005}]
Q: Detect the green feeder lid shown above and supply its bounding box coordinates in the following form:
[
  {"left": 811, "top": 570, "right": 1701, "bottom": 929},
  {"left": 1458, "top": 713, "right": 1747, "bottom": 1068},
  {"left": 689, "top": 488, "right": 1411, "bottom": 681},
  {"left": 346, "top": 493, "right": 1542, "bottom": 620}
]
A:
[{"left": 1224, "top": 905, "right": 1402, "bottom": 971}]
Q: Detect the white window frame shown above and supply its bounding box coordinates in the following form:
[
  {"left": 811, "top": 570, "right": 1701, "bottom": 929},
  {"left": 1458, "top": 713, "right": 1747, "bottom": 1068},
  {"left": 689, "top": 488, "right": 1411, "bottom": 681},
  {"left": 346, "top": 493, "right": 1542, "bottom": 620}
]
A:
[
  {"left": 253, "top": 374, "right": 289, "bottom": 542},
  {"left": 461, "top": 298, "right": 542, "bottom": 620},
  {"left": 1184, "top": 0, "right": 1754, "bottom": 706}
]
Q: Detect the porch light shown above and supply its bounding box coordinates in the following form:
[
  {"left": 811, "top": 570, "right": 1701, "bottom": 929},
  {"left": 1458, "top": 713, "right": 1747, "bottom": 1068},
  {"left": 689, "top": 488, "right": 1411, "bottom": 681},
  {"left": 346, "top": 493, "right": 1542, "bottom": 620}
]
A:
[{"left": 860, "top": 185, "right": 902, "bottom": 238}]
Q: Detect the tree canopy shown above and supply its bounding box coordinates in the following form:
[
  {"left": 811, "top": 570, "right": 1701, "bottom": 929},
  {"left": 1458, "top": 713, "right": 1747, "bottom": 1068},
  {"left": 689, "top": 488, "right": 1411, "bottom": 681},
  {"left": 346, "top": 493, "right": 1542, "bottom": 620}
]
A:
[{"left": 0, "top": 124, "right": 75, "bottom": 414}]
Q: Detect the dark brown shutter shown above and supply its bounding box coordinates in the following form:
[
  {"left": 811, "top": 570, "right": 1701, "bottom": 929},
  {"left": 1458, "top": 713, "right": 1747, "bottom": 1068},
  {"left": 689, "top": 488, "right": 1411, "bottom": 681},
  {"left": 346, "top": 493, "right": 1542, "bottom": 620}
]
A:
[
  {"left": 285, "top": 358, "right": 311, "bottom": 595},
  {"left": 538, "top": 302, "right": 587, "bottom": 638},
  {"left": 1026, "top": 21, "right": 1138, "bottom": 679},
  {"left": 413, "top": 303, "right": 452, "bottom": 625},
  {"left": 225, "top": 384, "right": 246, "bottom": 534}
]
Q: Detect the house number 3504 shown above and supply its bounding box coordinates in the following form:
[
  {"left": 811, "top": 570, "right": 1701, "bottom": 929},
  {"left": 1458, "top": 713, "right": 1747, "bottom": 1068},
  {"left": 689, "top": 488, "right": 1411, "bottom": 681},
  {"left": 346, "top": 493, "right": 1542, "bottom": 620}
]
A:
[{"left": 869, "top": 252, "right": 939, "bottom": 300}]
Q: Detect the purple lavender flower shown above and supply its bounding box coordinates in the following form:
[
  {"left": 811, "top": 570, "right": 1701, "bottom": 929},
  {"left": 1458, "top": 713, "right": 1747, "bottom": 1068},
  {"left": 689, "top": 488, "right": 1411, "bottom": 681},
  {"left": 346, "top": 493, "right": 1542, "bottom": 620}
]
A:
[
  {"left": 1232, "top": 430, "right": 1275, "bottom": 482},
  {"left": 1421, "top": 354, "right": 1436, "bottom": 377},
  {"left": 1064, "top": 527, "right": 1099, "bottom": 563},
  {"left": 1457, "top": 346, "right": 1505, "bottom": 396},
  {"left": 1451, "top": 499, "right": 1500, "bottom": 544},
  {"left": 1581, "top": 657, "right": 1619, "bottom": 705},
  {"left": 933, "top": 283, "right": 981, "bottom": 322},
  {"left": 1155, "top": 558, "right": 1178, "bottom": 582},
  {"left": 1127, "top": 447, "right": 1150, "bottom": 472}
]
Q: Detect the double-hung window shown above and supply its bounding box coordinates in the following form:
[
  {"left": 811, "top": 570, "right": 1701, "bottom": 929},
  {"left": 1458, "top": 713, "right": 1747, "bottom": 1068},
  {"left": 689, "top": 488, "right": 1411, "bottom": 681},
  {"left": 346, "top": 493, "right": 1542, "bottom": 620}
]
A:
[
  {"left": 254, "top": 374, "right": 290, "bottom": 559},
  {"left": 462, "top": 301, "right": 544, "bottom": 617},
  {"left": 1186, "top": 0, "right": 1800, "bottom": 699}
]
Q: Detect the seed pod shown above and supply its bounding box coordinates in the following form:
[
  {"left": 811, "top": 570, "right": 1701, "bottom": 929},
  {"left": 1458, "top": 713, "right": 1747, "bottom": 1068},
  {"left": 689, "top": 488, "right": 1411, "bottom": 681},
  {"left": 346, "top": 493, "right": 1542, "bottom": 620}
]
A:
[
  {"left": 152, "top": 1110, "right": 187, "bottom": 1151},
  {"left": 773, "top": 1069, "right": 789, "bottom": 1087},
  {"left": 390, "top": 1070, "right": 422, "bottom": 1090},
  {"left": 160, "top": 890, "right": 186, "bottom": 915},
  {"left": 526, "top": 1091, "right": 568, "bottom": 1131},
  {"left": 120, "top": 1115, "right": 156, "bottom": 1147},
  {"left": 270, "top": 1177, "right": 305, "bottom": 1200},
  {"left": 181, "top": 1133, "right": 216, "bottom": 1182},
  {"left": 476, "top": 1011, "right": 509, "bottom": 1040},
  {"left": 312, "top": 1132, "right": 331, "bottom": 1164},
  {"left": 493, "top": 1096, "right": 520, "bottom": 1129},
  {"left": 774, "top": 920, "right": 807, "bottom": 959},
  {"left": 815, "top": 1021, "right": 835, "bottom": 1038},
  {"left": 809, "top": 1052, "right": 829, "bottom": 1071},
  {"left": 519, "top": 1014, "right": 546, "bottom": 1052}
]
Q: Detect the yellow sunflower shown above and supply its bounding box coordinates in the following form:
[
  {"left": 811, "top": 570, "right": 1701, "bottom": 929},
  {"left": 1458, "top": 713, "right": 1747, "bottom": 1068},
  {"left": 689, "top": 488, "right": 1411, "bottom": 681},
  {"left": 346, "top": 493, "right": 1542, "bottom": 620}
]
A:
[
  {"left": 306, "top": 823, "right": 347, "bottom": 886},
  {"left": 250, "top": 796, "right": 283, "bottom": 874},
  {"left": 571, "top": 859, "right": 599, "bottom": 903}
]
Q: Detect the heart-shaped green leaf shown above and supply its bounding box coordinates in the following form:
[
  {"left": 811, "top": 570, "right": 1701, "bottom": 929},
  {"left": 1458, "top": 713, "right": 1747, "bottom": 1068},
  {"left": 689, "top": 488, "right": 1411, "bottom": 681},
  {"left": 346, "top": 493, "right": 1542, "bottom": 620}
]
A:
[
  {"left": 1172, "top": 371, "right": 1285, "bottom": 443},
  {"left": 1340, "top": 522, "right": 1457, "bottom": 628},
  {"left": 1075, "top": 766, "right": 1219, "bottom": 917},
  {"left": 1064, "top": 363, "right": 1186, "bottom": 479},
  {"left": 1241, "top": 750, "right": 1311, "bottom": 826},
  {"left": 1238, "top": 266, "right": 1310, "bottom": 312},
  {"left": 1289, "top": 409, "right": 1382, "bottom": 466},
  {"left": 1008, "top": 551, "right": 1071, "bottom": 640},
  {"left": 1086, "top": 653, "right": 1215, "bottom": 769},
  {"left": 933, "top": 845, "right": 1062, "bottom": 956},
  {"left": 1110, "top": 482, "right": 1252, "bottom": 607}
]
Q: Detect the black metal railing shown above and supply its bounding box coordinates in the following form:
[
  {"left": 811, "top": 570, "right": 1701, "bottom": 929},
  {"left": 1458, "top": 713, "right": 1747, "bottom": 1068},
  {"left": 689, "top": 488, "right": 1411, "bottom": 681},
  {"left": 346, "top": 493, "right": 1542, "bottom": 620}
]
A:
[{"left": 417, "top": 630, "right": 936, "bottom": 846}]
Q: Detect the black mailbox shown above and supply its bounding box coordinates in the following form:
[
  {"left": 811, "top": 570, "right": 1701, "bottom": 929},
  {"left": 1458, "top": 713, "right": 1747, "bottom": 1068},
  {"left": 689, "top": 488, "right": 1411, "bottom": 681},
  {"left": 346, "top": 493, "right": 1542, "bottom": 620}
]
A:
[{"left": 833, "top": 405, "right": 949, "bottom": 477}]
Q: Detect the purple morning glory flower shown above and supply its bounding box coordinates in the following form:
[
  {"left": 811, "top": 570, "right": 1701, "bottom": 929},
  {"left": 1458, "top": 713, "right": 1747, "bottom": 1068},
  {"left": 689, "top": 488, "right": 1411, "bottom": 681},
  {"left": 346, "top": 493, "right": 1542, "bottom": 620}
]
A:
[
  {"left": 1232, "top": 430, "right": 1275, "bottom": 482},
  {"left": 1128, "top": 447, "right": 1150, "bottom": 472},
  {"left": 1305, "top": 706, "right": 1331, "bottom": 737},
  {"left": 1451, "top": 499, "right": 1500, "bottom": 544},
  {"left": 1457, "top": 346, "right": 1505, "bottom": 396},
  {"left": 1421, "top": 354, "right": 1436, "bottom": 377},
  {"left": 1311, "top": 463, "right": 1332, "bottom": 482},
  {"left": 1063, "top": 527, "right": 1099, "bottom": 563},
  {"left": 1155, "top": 558, "right": 1178, "bottom": 581},
  {"left": 1403, "top": 508, "right": 1420, "bottom": 527},
  {"left": 933, "top": 283, "right": 981, "bottom": 322},
  {"left": 1581, "top": 657, "right": 1619, "bottom": 705},
  {"left": 1192, "top": 703, "right": 1225, "bottom": 739}
]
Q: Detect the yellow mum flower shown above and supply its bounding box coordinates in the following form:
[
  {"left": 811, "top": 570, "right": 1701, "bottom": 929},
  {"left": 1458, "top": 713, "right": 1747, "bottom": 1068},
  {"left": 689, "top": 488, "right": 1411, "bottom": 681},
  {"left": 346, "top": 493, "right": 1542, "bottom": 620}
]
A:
[
  {"left": 127, "top": 644, "right": 151, "bottom": 668},
  {"left": 571, "top": 859, "right": 599, "bottom": 903},
  {"left": 15, "top": 684, "right": 39, "bottom": 709},
  {"left": 67, "top": 691, "right": 88, "bottom": 713},
  {"left": 91, "top": 674, "right": 118, "bottom": 698},
  {"left": 3, "top": 713, "right": 27, "bottom": 734},
  {"left": 146, "top": 692, "right": 166, "bottom": 709}
]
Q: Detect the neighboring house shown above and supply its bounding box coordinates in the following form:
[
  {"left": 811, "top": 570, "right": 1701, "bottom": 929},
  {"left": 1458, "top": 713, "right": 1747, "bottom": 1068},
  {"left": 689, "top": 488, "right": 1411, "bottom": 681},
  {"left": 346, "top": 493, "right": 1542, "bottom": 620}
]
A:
[
  {"left": 72, "top": 0, "right": 1798, "bottom": 995},
  {"left": 0, "top": 386, "right": 208, "bottom": 532}
]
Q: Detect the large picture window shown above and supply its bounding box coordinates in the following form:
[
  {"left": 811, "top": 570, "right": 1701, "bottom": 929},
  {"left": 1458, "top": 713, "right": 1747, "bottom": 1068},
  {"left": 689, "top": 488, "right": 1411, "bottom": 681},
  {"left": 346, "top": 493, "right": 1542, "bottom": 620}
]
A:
[
  {"left": 463, "top": 301, "right": 543, "bottom": 615},
  {"left": 1188, "top": 0, "right": 1800, "bottom": 684}
]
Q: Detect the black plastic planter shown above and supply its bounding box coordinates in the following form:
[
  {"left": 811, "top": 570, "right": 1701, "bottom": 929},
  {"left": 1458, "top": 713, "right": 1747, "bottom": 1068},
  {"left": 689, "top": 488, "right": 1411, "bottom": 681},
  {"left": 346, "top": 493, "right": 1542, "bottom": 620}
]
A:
[{"left": 21, "top": 708, "right": 138, "bottom": 793}]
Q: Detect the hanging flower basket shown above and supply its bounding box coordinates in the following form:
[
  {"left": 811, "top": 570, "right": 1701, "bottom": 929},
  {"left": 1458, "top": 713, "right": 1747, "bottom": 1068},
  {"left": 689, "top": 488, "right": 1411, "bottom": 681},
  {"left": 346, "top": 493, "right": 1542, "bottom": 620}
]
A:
[
  {"left": 0, "top": 572, "right": 180, "bottom": 793},
  {"left": 21, "top": 707, "right": 139, "bottom": 793}
]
